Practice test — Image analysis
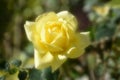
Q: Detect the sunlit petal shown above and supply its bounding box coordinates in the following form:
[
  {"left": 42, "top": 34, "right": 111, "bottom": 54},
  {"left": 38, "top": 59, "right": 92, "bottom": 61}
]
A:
[
  {"left": 24, "top": 21, "right": 36, "bottom": 41},
  {"left": 67, "top": 32, "right": 90, "bottom": 58},
  {"left": 57, "top": 11, "right": 78, "bottom": 31},
  {"left": 34, "top": 49, "right": 53, "bottom": 69},
  {"left": 51, "top": 54, "right": 67, "bottom": 72}
]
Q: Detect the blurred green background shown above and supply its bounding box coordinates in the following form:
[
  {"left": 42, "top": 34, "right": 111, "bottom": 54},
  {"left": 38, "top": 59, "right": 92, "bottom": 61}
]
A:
[{"left": 0, "top": 0, "right": 120, "bottom": 80}]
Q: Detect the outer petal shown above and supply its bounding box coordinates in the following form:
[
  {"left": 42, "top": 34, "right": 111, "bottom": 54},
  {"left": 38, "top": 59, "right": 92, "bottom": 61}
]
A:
[
  {"left": 34, "top": 49, "right": 67, "bottom": 72},
  {"left": 34, "top": 49, "right": 53, "bottom": 69},
  {"left": 57, "top": 11, "right": 78, "bottom": 31},
  {"left": 35, "top": 12, "right": 58, "bottom": 22},
  {"left": 24, "top": 21, "right": 36, "bottom": 41},
  {"left": 67, "top": 32, "right": 90, "bottom": 58},
  {"left": 51, "top": 54, "right": 67, "bottom": 72}
]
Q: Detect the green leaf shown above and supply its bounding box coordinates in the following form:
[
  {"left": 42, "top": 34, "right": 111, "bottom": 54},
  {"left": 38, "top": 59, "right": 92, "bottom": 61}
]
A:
[
  {"left": 94, "top": 63, "right": 105, "bottom": 77},
  {"left": 5, "top": 59, "right": 21, "bottom": 74},
  {"left": 11, "top": 59, "right": 22, "bottom": 67},
  {"left": 28, "top": 68, "right": 60, "bottom": 80},
  {"left": 0, "top": 76, "right": 5, "bottom": 80},
  {"left": 95, "top": 24, "right": 115, "bottom": 40},
  {"left": 41, "top": 68, "right": 59, "bottom": 80},
  {"left": 29, "top": 68, "right": 42, "bottom": 80},
  {"left": 18, "top": 70, "right": 28, "bottom": 80}
]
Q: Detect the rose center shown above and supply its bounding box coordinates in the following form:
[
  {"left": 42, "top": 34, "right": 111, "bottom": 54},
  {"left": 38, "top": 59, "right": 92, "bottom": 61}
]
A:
[
  {"left": 44, "top": 22, "right": 68, "bottom": 52},
  {"left": 45, "top": 22, "right": 62, "bottom": 43}
]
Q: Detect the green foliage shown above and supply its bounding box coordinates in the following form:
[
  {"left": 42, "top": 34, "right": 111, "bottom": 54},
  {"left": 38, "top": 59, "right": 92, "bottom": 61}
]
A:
[
  {"left": 0, "top": 76, "right": 5, "bottom": 80},
  {"left": 18, "top": 70, "right": 27, "bottom": 80},
  {"left": 28, "top": 68, "right": 42, "bottom": 80},
  {"left": 6, "top": 59, "right": 21, "bottom": 74},
  {"left": 41, "top": 68, "right": 59, "bottom": 80},
  {"left": 107, "top": 0, "right": 120, "bottom": 8},
  {"left": 18, "top": 68, "right": 59, "bottom": 80}
]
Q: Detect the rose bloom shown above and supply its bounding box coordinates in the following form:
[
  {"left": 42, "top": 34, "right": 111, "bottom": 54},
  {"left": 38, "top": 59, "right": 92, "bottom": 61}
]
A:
[
  {"left": 93, "top": 5, "right": 110, "bottom": 17},
  {"left": 24, "top": 11, "right": 90, "bottom": 72}
]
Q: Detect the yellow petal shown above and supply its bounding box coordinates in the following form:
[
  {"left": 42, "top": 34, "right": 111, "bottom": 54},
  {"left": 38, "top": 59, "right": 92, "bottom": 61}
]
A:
[
  {"left": 51, "top": 54, "right": 67, "bottom": 72},
  {"left": 50, "top": 32, "right": 68, "bottom": 49},
  {"left": 40, "top": 25, "right": 46, "bottom": 42},
  {"left": 36, "top": 12, "right": 58, "bottom": 33},
  {"left": 34, "top": 49, "right": 53, "bottom": 69},
  {"left": 67, "top": 32, "right": 90, "bottom": 58},
  {"left": 67, "top": 46, "right": 81, "bottom": 58},
  {"left": 24, "top": 21, "right": 36, "bottom": 41},
  {"left": 78, "top": 32, "right": 91, "bottom": 48},
  {"left": 57, "top": 11, "right": 78, "bottom": 31},
  {"left": 34, "top": 49, "right": 67, "bottom": 72},
  {"left": 35, "top": 12, "right": 58, "bottom": 22},
  {"left": 40, "top": 41, "right": 64, "bottom": 52}
]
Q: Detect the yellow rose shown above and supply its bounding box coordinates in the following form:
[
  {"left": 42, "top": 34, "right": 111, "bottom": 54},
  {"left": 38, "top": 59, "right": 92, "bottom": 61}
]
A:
[
  {"left": 93, "top": 5, "right": 110, "bottom": 17},
  {"left": 24, "top": 11, "right": 90, "bottom": 72}
]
